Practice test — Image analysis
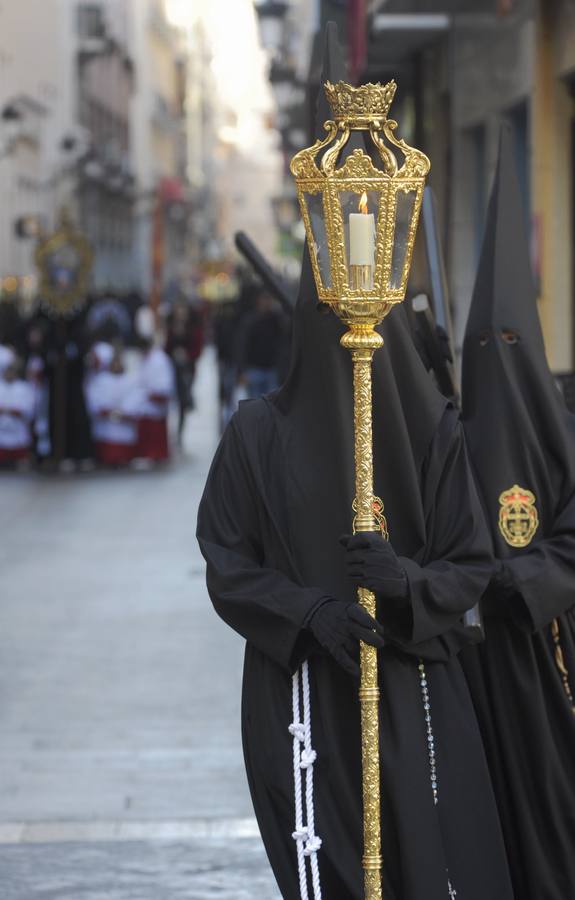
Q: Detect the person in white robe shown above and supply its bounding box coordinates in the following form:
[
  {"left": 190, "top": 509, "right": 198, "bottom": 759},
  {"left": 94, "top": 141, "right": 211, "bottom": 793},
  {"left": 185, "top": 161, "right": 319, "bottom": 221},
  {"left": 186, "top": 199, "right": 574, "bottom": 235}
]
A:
[
  {"left": 0, "top": 358, "right": 35, "bottom": 464},
  {"left": 84, "top": 341, "right": 116, "bottom": 446},
  {"left": 85, "top": 352, "right": 139, "bottom": 467},
  {"left": 85, "top": 341, "right": 114, "bottom": 389},
  {"left": 26, "top": 350, "right": 51, "bottom": 460},
  {"left": 134, "top": 340, "right": 174, "bottom": 462},
  {"left": 0, "top": 343, "right": 16, "bottom": 377}
]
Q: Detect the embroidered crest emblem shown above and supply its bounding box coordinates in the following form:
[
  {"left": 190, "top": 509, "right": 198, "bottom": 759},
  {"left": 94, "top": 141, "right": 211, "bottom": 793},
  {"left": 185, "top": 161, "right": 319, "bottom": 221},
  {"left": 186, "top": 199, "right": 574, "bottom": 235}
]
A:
[
  {"left": 352, "top": 496, "right": 389, "bottom": 539},
  {"left": 498, "top": 484, "right": 539, "bottom": 548}
]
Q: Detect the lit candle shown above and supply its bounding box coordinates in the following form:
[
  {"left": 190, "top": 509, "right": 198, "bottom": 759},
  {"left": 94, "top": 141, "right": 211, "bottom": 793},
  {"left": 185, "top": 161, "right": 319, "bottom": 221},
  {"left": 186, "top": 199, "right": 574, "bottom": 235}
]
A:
[{"left": 349, "top": 192, "right": 375, "bottom": 266}]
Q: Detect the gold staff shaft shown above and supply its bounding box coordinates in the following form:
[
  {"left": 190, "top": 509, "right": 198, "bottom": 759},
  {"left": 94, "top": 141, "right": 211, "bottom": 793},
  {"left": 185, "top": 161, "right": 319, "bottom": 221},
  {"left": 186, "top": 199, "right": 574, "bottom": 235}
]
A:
[
  {"left": 290, "top": 74, "right": 431, "bottom": 900},
  {"left": 342, "top": 328, "right": 384, "bottom": 900}
]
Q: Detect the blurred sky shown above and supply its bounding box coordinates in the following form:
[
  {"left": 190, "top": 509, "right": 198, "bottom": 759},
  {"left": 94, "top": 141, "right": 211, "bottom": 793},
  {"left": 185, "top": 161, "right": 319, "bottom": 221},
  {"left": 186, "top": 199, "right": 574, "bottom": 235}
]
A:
[{"left": 166, "top": 0, "right": 274, "bottom": 151}]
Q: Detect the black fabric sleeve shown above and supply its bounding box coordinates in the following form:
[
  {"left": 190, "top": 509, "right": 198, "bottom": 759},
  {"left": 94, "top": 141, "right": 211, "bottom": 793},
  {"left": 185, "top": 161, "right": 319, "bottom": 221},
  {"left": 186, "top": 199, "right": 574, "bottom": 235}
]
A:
[
  {"left": 499, "top": 493, "right": 575, "bottom": 633},
  {"left": 384, "top": 620, "right": 484, "bottom": 664},
  {"left": 197, "top": 419, "right": 327, "bottom": 672},
  {"left": 382, "top": 413, "right": 493, "bottom": 648}
]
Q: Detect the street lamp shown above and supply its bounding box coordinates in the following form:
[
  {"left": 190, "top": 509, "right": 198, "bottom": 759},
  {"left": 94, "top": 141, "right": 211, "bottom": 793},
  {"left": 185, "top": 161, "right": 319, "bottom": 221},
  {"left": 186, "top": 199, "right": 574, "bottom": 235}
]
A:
[
  {"left": 254, "top": 1, "right": 289, "bottom": 58},
  {"left": 289, "top": 79, "right": 430, "bottom": 900}
]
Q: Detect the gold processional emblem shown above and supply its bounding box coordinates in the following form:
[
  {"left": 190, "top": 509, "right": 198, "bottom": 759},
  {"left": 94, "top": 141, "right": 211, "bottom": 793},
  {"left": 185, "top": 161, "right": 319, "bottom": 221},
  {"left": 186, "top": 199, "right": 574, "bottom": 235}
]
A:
[
  {"left": 498, "top": 484, "right": 539, "bottom": 548},
  {"left": 35, "top": 208, "right": 93, "bottom": 318}
]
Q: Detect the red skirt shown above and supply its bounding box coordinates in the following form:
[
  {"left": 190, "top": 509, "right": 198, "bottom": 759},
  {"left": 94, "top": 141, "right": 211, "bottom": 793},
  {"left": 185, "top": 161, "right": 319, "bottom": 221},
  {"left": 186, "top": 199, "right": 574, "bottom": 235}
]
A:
[
  {"left": 95, "top": 441, "right": 135, "bottom": 467},
  {"left": 136, "top": 417, "right": 169, "bottom": 462},
  {"left": 0, "top": 446, "right": 29, "bottom": 463}
]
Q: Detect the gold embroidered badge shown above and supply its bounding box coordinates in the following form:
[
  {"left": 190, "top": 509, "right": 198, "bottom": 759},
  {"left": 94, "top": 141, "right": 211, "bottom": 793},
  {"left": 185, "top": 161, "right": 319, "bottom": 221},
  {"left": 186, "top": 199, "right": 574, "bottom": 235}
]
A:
[{"left": 498, "top": 484, "right": 539, "bottom": 548}]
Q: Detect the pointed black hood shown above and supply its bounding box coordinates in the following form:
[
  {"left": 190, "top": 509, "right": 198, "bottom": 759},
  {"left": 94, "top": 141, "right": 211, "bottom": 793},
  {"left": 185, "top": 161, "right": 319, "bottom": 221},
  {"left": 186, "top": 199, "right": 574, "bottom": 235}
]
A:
[
  {"left": 462, "top": 126, "right": 575, "bottom": 556},
  {"left": 465, "top": 127, "right": 545, "bottom": 346},
  {"left": 272, "top": 22, "right": 447, "bottom": 588}
]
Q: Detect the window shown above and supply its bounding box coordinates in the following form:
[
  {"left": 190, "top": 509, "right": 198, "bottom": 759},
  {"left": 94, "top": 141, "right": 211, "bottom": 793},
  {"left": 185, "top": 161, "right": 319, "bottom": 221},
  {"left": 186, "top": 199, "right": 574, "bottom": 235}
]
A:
[{"left": 77, "top": 4, "right": 106, "bottom": 40}]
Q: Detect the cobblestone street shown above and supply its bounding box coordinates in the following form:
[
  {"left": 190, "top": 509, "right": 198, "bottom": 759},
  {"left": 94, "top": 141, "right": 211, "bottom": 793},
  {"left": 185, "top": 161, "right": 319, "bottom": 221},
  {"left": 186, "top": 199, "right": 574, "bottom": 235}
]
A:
[{"left": 0, "top": 352, "right": 280, "bottom": 899}]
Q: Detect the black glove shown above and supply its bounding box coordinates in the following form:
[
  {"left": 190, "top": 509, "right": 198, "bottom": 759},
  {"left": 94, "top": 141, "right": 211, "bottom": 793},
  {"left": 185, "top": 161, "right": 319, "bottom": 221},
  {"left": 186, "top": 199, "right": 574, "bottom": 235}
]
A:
[
  {"left": 307, "top": 598, "right": 385, "bottom": 678},
  {"left": 340, "top": 533, "right": 408, "bottom": 599},
  {"left": 482, "top": 561, "right": 530, "bottom": 627},
  {"left": 482, "top": 561, "right": 515, "bottom": 616},
  {"left": 491, "top": 561, "right": 516, "bottom": 599}
]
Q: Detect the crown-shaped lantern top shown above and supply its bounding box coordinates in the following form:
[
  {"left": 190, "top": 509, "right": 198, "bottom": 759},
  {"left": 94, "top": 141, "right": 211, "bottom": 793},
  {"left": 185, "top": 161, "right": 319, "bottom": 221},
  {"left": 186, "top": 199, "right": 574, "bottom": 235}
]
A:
[
  {"left": 324, "top": 79, "right": 397, "bottom": 125},
  {"left": 289, "top": 79, "right": 431, "bottom": 328}
]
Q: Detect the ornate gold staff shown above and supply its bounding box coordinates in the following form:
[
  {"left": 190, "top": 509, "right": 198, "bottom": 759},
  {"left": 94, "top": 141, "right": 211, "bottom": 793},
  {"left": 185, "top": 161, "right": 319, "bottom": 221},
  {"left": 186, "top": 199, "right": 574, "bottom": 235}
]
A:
[{"left": 290, "top": 80, "right": 430, "bottom": 899}]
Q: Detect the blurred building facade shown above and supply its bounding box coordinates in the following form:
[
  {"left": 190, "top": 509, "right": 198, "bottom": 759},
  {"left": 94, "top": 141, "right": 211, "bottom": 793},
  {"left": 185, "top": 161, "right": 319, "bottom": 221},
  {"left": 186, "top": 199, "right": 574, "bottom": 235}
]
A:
[
  {"left": 129, "top": 0, "right": 190, "bottom": 298},
  {"left": 184, "top": 1, "right": 281, "bottom": 270},
  {"left": 185, "top": 22, "right": 219, "bottom": 265},
  {"left": 0, "top": 0, "right": 190, "bottom": 300},
  {"left": 255, "top": 1, "right": 319, "bottom": 272},
  {"left": 367, "top": 0, "right": 575, "bottom": 371},
  {"left": 259, "top": 0, "right": 575, "bottom": 372},
  {"left": 76, "top": 0, "right": 136, "bottom": 289},
  {"left": 0, "top": 0, "right": 77, "bottom": 301}
]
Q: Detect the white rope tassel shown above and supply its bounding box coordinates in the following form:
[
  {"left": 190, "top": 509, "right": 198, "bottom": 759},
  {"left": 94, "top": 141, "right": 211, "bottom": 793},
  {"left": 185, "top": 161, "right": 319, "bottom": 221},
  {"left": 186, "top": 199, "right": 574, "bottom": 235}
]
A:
[
  {"left": 289, "top": 661, "right": 322, "bottom": 900},
  {"left": 290, "top": 667, "right": 309, "bottom": 900},
  {"left": 301, "top": 661, "right": 322, "bottom": 897}
]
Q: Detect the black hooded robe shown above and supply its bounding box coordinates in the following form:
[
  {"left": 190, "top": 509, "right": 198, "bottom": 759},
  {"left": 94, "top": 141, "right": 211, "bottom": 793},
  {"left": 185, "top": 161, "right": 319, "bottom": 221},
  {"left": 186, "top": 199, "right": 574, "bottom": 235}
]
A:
[
  {"left": 39, "top": 310, "right": 94, "bottom": 462},
  {"left": 197, "top": 284, "right": 513, "bottom": 900},
  {"left": 460, "top": 128, "right": 575, "bottom": 900},
  {"left": 198, "top": 25, "right": 512, "bottom": 899}
]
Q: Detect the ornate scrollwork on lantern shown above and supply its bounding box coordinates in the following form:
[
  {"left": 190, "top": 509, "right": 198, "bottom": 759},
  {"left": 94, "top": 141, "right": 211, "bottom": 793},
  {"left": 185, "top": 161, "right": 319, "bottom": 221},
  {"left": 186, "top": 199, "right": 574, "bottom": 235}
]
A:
[
  {"left": 290, "top": 80, "right": 430, "bottom": 329},
  {"left": 325, "top": 80, "right": 397, "bottom": 124}
]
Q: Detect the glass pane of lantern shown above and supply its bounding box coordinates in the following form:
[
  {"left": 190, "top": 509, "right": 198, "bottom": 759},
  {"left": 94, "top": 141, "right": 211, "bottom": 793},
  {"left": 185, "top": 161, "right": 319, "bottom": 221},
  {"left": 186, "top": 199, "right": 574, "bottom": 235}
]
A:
[
  {"left": 390, "top": 190, "right": 416, "bottom": 290},
  {"left": 338, "top": 190, "right": 379, "bottom": 290},
  {"left": 304, "top": 191, "right": 331, "bottom": 289}
]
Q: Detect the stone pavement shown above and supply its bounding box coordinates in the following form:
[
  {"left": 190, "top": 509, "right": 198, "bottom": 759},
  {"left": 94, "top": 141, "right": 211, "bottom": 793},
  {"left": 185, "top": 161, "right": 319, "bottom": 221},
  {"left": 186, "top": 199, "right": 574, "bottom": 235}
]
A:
[
  {"left": 0, "top": 350, "right": 281, "bottom": 898},
  {"left": 0, "top": 837, "right": 279, "bottom": 900}
]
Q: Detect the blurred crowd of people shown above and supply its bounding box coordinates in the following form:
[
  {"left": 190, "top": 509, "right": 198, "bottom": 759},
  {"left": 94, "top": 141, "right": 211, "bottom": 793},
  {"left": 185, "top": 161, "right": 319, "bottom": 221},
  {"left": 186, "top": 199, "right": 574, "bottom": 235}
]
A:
[
  {"left": 212, "top": 276, "right": 291, "bottom": 431},
  {"left": 0, "top": 291, "right": 206, "bottom": 471},
  {"left": 0, "top": 270, "right": 293, "bottom": 472}
]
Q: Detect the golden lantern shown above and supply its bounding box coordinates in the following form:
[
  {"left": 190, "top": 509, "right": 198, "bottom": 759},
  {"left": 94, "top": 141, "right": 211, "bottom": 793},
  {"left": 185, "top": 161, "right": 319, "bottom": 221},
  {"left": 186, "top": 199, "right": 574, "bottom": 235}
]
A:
[
  {"left": 290, "top": 80, "right": 430, "bottom": 900},
  {"left": 290, "top": 79, "right": 429, "bottom": 324}
]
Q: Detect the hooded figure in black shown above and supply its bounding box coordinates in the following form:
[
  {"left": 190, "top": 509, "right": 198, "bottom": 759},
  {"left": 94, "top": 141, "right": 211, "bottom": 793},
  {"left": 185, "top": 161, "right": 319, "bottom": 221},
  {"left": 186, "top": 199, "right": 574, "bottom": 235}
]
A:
[
  {"left": 34, "top": 307, "right": 94, "bottom": 463},
  {"left": 460, "top": 128, "right": 575, "bottom": 900},
  {"left": 197, "top": 26, "right": 513, "bottom": 900}
]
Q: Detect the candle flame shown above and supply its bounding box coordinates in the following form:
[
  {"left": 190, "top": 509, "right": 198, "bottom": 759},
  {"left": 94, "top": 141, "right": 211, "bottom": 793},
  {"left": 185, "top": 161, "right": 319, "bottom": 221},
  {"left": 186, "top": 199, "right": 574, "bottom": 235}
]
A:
[{"left": 359, "top": 192, "right": 369, "bottom": 215}]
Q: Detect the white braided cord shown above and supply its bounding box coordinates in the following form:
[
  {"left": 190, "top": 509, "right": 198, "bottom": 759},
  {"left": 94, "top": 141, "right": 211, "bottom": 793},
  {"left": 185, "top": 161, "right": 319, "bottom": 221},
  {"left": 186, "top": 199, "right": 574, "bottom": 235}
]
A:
[
  {"left": 290, "top": 660, "right": 322, "bottom": 899},
  {"left": 302, "top": 661, "right": 322, "bottom": 896},
  {"left": 290, "top": 667, "right": 309, "bottom": 900}
]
